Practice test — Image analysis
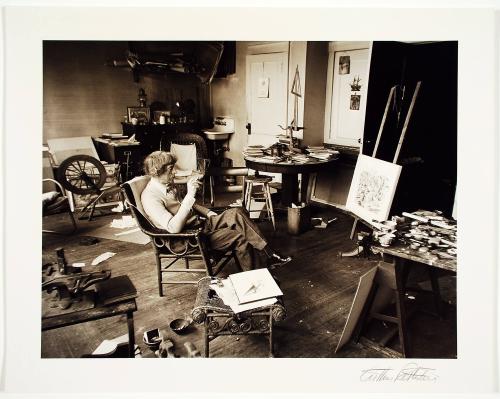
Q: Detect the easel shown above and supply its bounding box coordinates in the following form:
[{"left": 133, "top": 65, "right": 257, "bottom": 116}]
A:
[
  {"left": 337, "top": 84, "right": 431, "bottom": 357},
  {"left": 348, "top": 81, "right": 422, "bottom": 240}
]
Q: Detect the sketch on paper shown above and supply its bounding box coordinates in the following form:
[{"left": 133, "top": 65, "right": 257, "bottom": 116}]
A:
[
  {"left": 346, "top": 154, "right": 402, "bottom": 223},
  {"left": 257, "top": 77, "right": 270, "bottom": 98},
  {"left": 354, "top": 170, "right": 390, "bottom": 212},
  {"left": 339, "top": 55, "right": 350, "bottom": 74}
]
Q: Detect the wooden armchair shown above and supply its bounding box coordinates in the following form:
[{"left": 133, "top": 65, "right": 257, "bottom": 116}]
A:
[
  {"left": 42, "top": 178, "right": 77, "bottom": 234},
  {"left": 121, "top": 176, "right": 239, "bottom": 297}
]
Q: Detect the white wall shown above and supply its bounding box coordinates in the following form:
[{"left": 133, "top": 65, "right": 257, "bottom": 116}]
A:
[{"left": 210, "top": 42, "right": 250, "bottom": 166}]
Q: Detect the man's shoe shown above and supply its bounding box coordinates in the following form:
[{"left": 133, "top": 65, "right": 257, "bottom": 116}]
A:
[{"left": 268, "top": 253, "right": 292, "bottom": 269}]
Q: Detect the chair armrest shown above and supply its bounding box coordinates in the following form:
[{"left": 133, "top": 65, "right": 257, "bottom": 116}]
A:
[
  {"left": 43, "top": 178, "right": 66, "bottom": 195},
  {"left": 126, "top": 202, "right": 203, "bottom": 238},
  {"left": 43, "top": 178, "right": 75, "bottom": 212},
  {"left": 143, "top": 226, "right": 205, "bottom": 257},
  {"left": 140, "top": 227, "right": 203, "bottom": 239}
]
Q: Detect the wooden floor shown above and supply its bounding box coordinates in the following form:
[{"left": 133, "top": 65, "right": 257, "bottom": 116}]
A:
[{"left": 42, "top": 196, "right": 457, "bottom": 359}]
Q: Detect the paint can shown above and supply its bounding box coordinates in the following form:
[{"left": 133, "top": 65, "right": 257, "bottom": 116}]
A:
[{"left": 287, "top": 204, "right": 311, "bottom": 235}]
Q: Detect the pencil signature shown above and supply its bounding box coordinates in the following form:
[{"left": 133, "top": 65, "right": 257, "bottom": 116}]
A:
[{"left": 360, "top": 363, "right": 438, "bottom": 382}]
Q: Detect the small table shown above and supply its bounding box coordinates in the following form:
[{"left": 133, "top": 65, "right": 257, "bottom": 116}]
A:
[
  {"left": 93, "top": 137, "right": 143, "bottom": 181},
  {"left": 244, "top": 156, "right": 337, "bottom": 206},
  {"left": 42, "top": 296, "right": 137, "bottom": 358},
  {"left": 364, "top": 244, "right": 456, "bottom": 357}
]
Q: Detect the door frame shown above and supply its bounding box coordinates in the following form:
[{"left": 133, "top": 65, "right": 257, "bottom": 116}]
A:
[{"left": 323, "top": 41, "right": 372, "bottom": 149}]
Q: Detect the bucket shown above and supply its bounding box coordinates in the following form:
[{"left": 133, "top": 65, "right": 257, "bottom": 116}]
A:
[{"left": 287, "top": 204, "right": 311, "bottom": 235}]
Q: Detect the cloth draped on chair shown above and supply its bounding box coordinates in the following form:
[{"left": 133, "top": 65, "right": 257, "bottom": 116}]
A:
[{"left": 171, "top": 143, "right": 198, "bottom": 177}]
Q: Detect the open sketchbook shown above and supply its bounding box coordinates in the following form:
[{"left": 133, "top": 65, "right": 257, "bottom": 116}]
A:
[
  {"left": 209, "top": 269, "right": 283, "bottom": 313},
  {"left": 229, "top": 269, "right": 283, "bottom": 304}
]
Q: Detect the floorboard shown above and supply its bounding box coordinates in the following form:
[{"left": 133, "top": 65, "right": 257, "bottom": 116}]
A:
[{"left": 41, "top": 196, "right": 457, "bottom": 359}]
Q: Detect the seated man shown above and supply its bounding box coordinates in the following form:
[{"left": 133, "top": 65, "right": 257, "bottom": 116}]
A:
[{"left": 141, "top": 151, "right": 291, "bottom": 271}]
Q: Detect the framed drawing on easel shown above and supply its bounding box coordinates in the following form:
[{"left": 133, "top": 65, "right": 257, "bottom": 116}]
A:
[{"left": 345, "top": 154, "right": 402, "bottom": 223}]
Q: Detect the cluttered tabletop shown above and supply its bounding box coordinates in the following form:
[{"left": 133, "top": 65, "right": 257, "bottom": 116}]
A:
[
  {"left": 243, "top": 144, "right": 340, "bottom": 165},
  {"left": 370, "top": 210, "right": 457, "bottom": 272}
]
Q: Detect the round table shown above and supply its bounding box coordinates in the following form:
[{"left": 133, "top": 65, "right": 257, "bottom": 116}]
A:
[{"left": 244, "top": 157, "right": 338, "bottom": 206}]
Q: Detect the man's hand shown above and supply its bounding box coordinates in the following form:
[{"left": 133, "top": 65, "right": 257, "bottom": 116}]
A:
[
  {"left": 187, "top": 176, "right": 201, "bottom": 197},
  {"left": 207, "top": 211, "right": 217, "bottom": 218}
]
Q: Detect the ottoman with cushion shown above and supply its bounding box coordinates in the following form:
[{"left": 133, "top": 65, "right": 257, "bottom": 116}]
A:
[{"left": 191, "top": 276, "right": 286, "bottom": 357}]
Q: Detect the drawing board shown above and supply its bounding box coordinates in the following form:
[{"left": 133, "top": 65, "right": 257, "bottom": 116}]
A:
[
  {"left": 346, "top": 154, "right": 402, "bottom": 223},
  {"left": 335, "top": 266, "right": 377, "bottom": 353}
]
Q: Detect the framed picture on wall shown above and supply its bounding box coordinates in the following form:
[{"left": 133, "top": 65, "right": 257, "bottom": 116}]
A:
[
  {"left": 350, "top": 94, "right": 361, "bottom": 110},
  {"left": 127, "top": 106, "right": 150, "bottom": 124}
]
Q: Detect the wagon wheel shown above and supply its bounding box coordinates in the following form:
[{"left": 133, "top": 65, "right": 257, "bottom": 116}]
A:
[{"left": 58, "top": 155, "right": 107, "bottom": 195}]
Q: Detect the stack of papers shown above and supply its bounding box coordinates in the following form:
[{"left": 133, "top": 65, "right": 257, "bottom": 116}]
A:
[
  {"left": 306, "top": 146, "right": 340, "bottom": 161},
  {"left": 102, "top": 133, "right": 128, "bottom": 139},
  {"left": 259, "top": 155, "right": 281, "bottom": 162},
  {"left": 243, "top": 145, "right": 265, "bottom": 157},
  {"left": 209, "top": 269, "right": 283, "bottom": 313},
  {"left": 290, "top": 154, "right": 310, "bottom": 164},
  {"left": 244, "top": 156, "right": 282, "bottom": 164}
]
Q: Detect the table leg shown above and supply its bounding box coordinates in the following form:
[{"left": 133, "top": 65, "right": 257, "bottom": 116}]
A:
[
  {"left": 429, "top": 267, "right": 444, "bottom": 319},
  {"left": 269, "top": 310, "right": 274, "bottom": 357},
  {"left": 394, "top": 259, "right": 410, "bottom": 358},
  {"left": 127, "top": 311, "right": 135, "bottom": 358},
  {"left": 204, "top": 318, "right": 210, "bottom": 358},
  {"left": 300, "top": 173, "right": 310, "bottom": 203},
  {"left": 281, "top": 173, "right": 299, "bottom": 206}
]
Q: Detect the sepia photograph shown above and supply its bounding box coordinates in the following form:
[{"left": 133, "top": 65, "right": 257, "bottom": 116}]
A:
[
  {"left": 2, "top": 4, "right": 499, "bottom": 398},
  {"left": 41, "top": 39, "right": 458, "bottom": 361},
  {"left": 350, "top": 93, "right": 361, "bottom": 110}
]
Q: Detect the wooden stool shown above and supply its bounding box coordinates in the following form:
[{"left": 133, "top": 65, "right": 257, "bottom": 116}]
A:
[
  {"left": 242, "top": 175, "right": 276, "bottom": 230},
  {"left": 191, "top": 277, "right": 286, "bottom": 358}
]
